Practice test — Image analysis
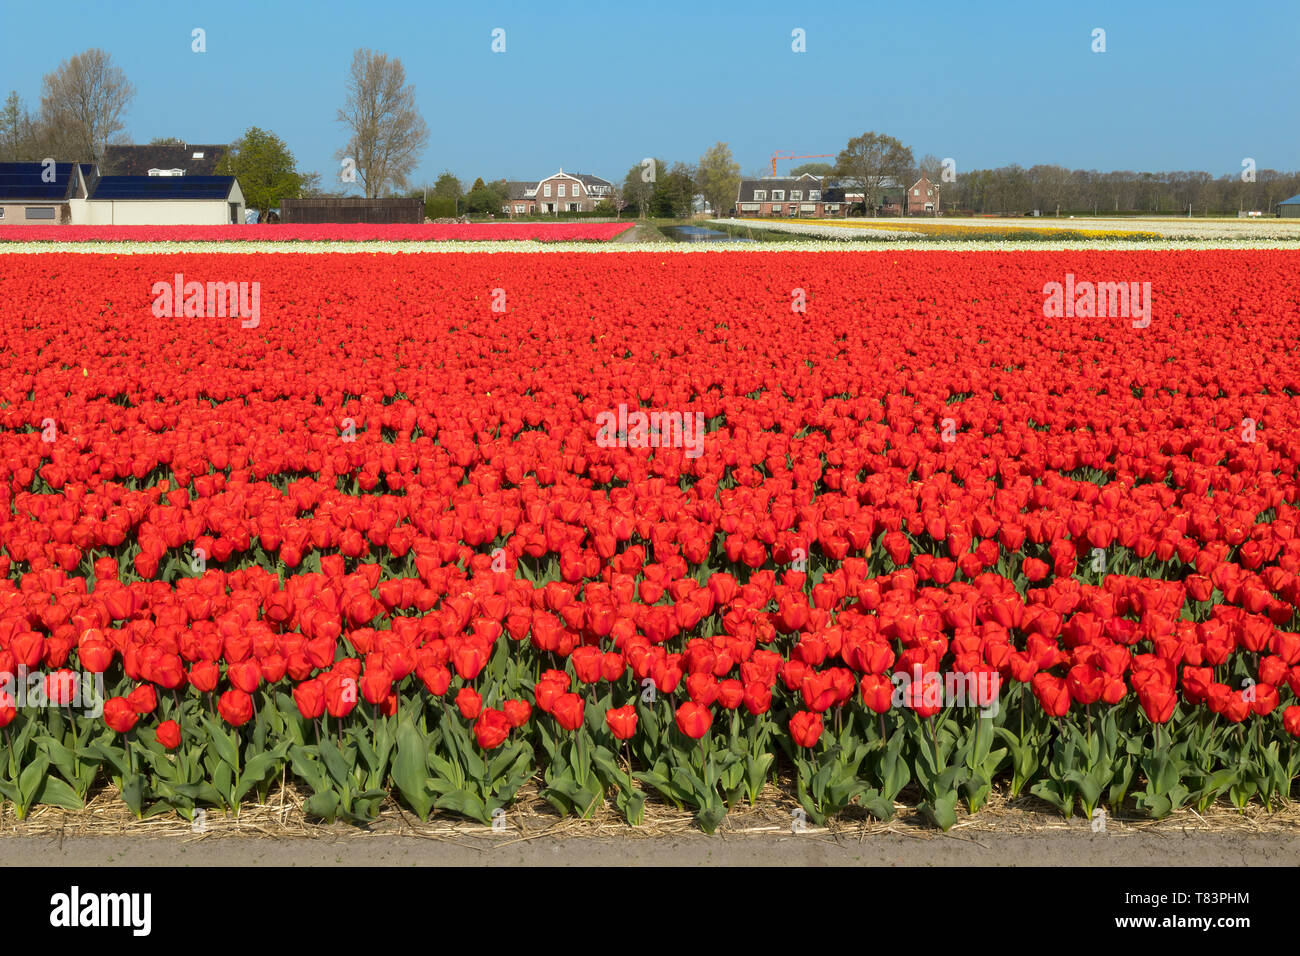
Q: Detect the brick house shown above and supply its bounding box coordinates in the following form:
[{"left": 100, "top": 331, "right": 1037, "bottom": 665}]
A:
[
  {"left": 504, "top": 170, "right": 614, "bottom": 215},
  {"left": 906, "top": 175, "right": 940, "bottom": 215},
  {"left": 502, "top": 181, "right": 538, "bottom": 216},
  {"left": 734, "top": 174, "right": 847, "bottom": 217}
]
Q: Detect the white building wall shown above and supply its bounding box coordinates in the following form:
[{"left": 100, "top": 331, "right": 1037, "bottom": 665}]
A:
[{"left": 80, "top": 200, "right": 237, "bottom": 225}]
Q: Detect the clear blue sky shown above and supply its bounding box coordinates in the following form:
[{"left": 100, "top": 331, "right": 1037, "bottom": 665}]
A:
[{"left": 2, "top": 0, "right": 1296, "bottom": 188}]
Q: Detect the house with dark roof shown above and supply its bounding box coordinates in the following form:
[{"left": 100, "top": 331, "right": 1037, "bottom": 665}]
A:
[
  {"left": 501, "top": 170, "right": 615, "bottom": 215},
  {"left": 502, "top": 181, "right": 538, "bottom": 215},
  {"left": 82, "top": 175, "right": 244, "bottom": 224},
  {"left": 0, "top": 160, "right": 244, "bottom": 225},
  {"left": 1279, "top": 193, "right": 1300, "bottom": 218},
  {"left": 100, "top": 143, "right": 228, "bottom": 177},
  {"left": 734, "top": 174, "right": 846, "bottom": 217},
  {"left": 0, "top": 162, "right": 97, "bottom": 224}
]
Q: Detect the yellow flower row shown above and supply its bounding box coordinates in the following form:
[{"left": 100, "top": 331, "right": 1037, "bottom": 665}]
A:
[{"left": 760, "top": 219, "right": 1163, "bottom": 241}]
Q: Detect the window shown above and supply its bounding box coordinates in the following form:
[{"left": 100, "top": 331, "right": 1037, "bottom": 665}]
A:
[
  {"left": 772, "top": 190, "right": 785, "bottom": 201},
  {"left": 25, "top": 207, "right": 55, "bottom": 219},
  {"left": 739, "top": 203, "right": 760, "bottom": 211},
  {"left": 809, "top": 190, "right": 821, "bottom": 201},
  {"left": 515, "top": 204, "right": 525, "bottom": 213},
  {"left": 149, "top": 168, "right": 185, "bottom": 176},
  {"left": 753, "top": 190, "right": 766, "bottom": 201},
  {"left": 791, "top": 190, "right": 802, "bottom": 201},
  {"left": 913, "top": 188, "right": 919, "bottom": 196},
  {"left": 560, "top": 184, "right": 568, "bottom": 197},
  {"left": 192, "top": 151, "right": 205, "bottom": 159},
  {"left": 827, "top": 204, "right": 839, "bottom": 211},
  {"left": 0, "top": 209, "right": 4, "bottom": 219},
  {"left": 544, "top": 184, "right": 552, "bottom": 197}
]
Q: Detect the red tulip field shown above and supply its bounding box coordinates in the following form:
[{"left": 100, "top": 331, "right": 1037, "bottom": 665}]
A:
[
  {"left": 0, "top": 221, "right": 634, "bottom": 243},
  {"left": 2, "top": 248, "right": 1299, "bottom": 832}
]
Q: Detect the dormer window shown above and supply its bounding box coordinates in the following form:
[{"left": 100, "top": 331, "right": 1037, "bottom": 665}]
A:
[
  {"left": 790, "top": 190, "right": 802, "bottom": 201},
  {"left": 754, "top": 190, "right": 766, "bottom": 201},
  {"left": 192, "top": 151, "right": 204, "bottom": 159},
  {"left": 772, "top": 190, "right": 785, "bottom": 201},
  {"left": 148, "top": 168, "right": 185, "bottom": 176},
  {"left": 809, "top": 190, "right": 821, "bottom": 201}
]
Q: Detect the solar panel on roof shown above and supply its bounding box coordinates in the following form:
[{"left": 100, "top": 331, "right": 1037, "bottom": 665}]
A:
[
  {"left": 0, "top": 162, "right": 75, "bottom": 200},
  {"left": 89, "top": 175, "right": 235, "bottom": 201}
]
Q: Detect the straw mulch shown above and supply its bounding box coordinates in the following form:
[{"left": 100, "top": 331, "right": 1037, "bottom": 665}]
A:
[{"left": 3, "top": 775, "right": 1297, "bottom": 845}]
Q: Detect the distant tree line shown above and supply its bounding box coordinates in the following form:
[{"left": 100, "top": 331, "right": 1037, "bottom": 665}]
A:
[
  {"left": 933, "top": 164, "right": 1300, "bottom": 216},
  {"left": 788, "top": 131, "right": 1299, "bottom": 217}
]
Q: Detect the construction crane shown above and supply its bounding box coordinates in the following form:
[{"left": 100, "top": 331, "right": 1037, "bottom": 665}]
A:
[{"left": 770, "top": 151, "right": 834, "bottom": 176}]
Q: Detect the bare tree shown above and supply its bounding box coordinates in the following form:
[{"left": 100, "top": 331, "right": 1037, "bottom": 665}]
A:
[
  {"left": 835, "top": 132, "right": 913, "bottom": 216},
  {"left": 39, "top": 49, "right": 134, "bottom": 162},
  {"left": 917, "top": 154, "right": 943, "bottom": 183},
  {"left": 0, "top": 91, "right": 40, "bottom": 161},
  {"left": 335, "top": 49, "right": 429, "bottom": 198}
]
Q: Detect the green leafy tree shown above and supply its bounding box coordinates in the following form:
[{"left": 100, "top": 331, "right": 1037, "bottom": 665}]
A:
[
  {"left": 432, "top": 171, "right": 463, "bottom": 201},
  {"left": 622, "top": 159, "right": 665, "bottom": 218},
  {"left": 653, "top": 162, "right": 695, "bottom": 218},
  {"left": 463, "top": 178, "right": 507, "bottom": 216},
  {"left": 427, "top": 171, "right": 463, "bottom": 216},
  {"left": 216, "top": 127, "right": 312, "bottom": 220},
  {"left": 696, "top": 143, "right": 740, "bottom": 219}
]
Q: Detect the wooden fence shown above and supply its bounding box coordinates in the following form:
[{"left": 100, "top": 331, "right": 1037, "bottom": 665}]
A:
[{"left": 279, "top": 198, "right": 424, "bottom": 224}]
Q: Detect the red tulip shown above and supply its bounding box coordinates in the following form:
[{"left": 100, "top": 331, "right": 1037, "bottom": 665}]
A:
[
  {"left": 473, "top": 708, "right": 511, "bottom": 749},
  {"left": 551, "top": 692, "right": 585, "bottom": 731},
  {"left": 456, "top": 687, "right": 482, "bottom": 720},
  {"left": 293, "top": 678, "right": 326, "bottom": 719},
  {"left": 674, "top": 701, "right": 713, "bottom": 739},
  {"left": 742, "top": 681, "right": 772, "bottom": 715},
  {"left": 155, "top": 719, "right": 182, "bottom": 750},
  {"left": 1137, "top": 683, "right": 1176, "bottom": 724},
  {"left": 1031, "top": 673, "right": 1071, "bottom": 717},
  {"left": 126, "top": 684, "right": 157, "bottom": 714},
  {"left": 103, "top": 697, "right": 139, "bottom": 734},
  {"left": 1022, "top": 557, "right": 1050, "bottom": 582},
  {"left": 1283, "top": 706, "right": 1300, "bottom": 737},
  {"left": 502, "top": 698, "right": 532, "bottom": 727},
  {"left": 227, "top": 660, "right": 262, "bottom": 694},
  {"left": 788, "top": 710, "right": 824, "bottom": 748},
  {"left": 605, "top": 704, "right": 638, "bottom": 740},
  {"left": 359, "top": 666, "right": 393, "bottom": 705},
  {"left": 217, "top": 689, "right": 255, "bottom": 727}
]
